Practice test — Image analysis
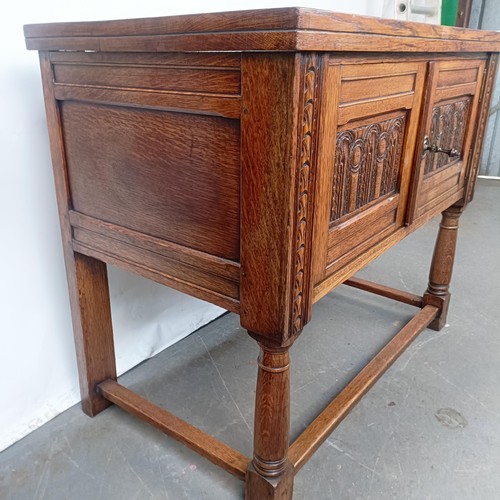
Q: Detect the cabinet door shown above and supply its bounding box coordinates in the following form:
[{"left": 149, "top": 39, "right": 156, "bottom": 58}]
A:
[
  {"left": 408, "top": 58, "right": 486, "bottom": 221},
  {"left": 312, "top": 59, "right": 426, "bottom": 286}
]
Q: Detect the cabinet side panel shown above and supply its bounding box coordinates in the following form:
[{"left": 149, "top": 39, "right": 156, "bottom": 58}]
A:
[
  {"left": 61, "top": 101, "right": 240, "bottom": 261},
  {"left": 464, "top": 53, "right": 499, "bottom": 203},
  {"left": 47, "top": 51, "right": 243, "bottom": 309}
]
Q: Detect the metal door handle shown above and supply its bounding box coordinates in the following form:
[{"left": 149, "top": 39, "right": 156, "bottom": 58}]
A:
[{"left": 422, "top": 136, "right": 461, "bottom": 158}]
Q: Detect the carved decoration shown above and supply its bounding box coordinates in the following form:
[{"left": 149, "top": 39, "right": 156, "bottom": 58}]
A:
[
  {"left": 424, "top": 98, "right": 470, "bottom": 176},
  {"left": 290, "top": 55, "right": 320, "bottom": 337},
  {"left": 330, "top": 114, "right": 406, "bottom": 223}
]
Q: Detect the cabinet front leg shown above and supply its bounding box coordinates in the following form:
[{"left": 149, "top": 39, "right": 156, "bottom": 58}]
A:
[
  {"left": 423, "top": 205, "right": 464, "bottom": 331},
  {"left": 245, "top": 342, "right": 293, "bottom": 500},
  {"left": 70, "top": 252, "right": 117, "bottom": 416}
]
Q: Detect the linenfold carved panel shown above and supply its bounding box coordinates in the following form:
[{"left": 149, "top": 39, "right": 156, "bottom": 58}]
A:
[
  {"left": 424, "top": 98, "right": 470, "bottom": 176},
  {"left": 330, "top": 114, "right": 406, "bottom": 224}
]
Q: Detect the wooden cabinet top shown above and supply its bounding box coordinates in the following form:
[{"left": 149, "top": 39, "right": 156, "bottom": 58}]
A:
[{"left": 24, "top": 7, "right": 500, "bottom": 53}]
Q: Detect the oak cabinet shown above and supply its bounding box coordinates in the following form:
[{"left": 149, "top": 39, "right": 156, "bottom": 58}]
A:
[{"left": 24, "top": 8, "right": 500, "bottom": 499}]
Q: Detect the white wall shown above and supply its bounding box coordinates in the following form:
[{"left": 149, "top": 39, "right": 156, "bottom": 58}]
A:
[
  {"left": 0, "top": 0, "right": 383, "bottom": 452},
  {"left": 385, "top": 0, "right": 442, "bottom": 24}
]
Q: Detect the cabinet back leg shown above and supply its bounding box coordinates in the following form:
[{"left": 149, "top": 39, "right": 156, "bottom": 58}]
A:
[
  {"left": 423, "top": 205, "right": 464, "bottom": 331},
  {"left": 70, "top": 252, "right": 117, "bottom": 416}
]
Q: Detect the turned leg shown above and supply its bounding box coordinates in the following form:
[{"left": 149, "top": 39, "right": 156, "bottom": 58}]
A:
[
  {"left": 245, "top": 343, "right": 294, "bottom": 500},
  {"left": 423, "top": 205, "right": 464, "bottom": 331},
  {"left": 69, "top": 252, "right": 117, "bottom": 416}
]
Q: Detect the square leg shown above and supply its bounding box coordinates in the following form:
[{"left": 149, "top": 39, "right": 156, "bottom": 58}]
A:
[{"left": 69, "top": 252, "right": 117, "bottom": 416}]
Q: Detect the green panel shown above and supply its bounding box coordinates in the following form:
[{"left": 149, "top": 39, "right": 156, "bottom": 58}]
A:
[{"left": 442, "top": 0, "right": 459, "bottom": 26}]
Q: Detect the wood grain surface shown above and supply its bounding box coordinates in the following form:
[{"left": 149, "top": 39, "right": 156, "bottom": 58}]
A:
[
  {"left": 240, "top": 52, "right": 322, "bottom": 346},
  {"left": 61, "top": 101, "right": 240, "bottom": 260},
  {"left": 410, "top": 58, "right": 485, "bottom": 221},
  {"left": 464, "top": 54, "right": 499, "bottom": 203},
  {"left": 245, "top": 346, "right": 294, "bottom": 499},
  {"left": 24, "top": 7, "right": 500, "bottom": 53},
  {"left": 38, "top": 52, "right": 117, "bottom": 416},
  {"left": 240, "top": 53, "right": 300, "bottom": 344},
  {"left": 313, "top": 59, "right": 425, "bottom": 284},
  {"left": 423, "top": 205, "right": 464, "bottom": 330}
]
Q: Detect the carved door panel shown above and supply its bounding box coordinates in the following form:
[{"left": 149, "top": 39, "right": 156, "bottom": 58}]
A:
[
  {"left": 312, "top": 59, "right": 426, "bottom": 285},
  {"left": 408, "top": 58, "right": 486, "bottom": 221}
]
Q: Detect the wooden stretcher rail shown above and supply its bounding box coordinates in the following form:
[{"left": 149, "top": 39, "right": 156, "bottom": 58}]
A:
[
  {"left": 288, "top": 304, "right": 439, "bottom": 473},
  {"left": 344, "top": 276, "right": 424, "bottom": 308},
  {"left": 97, "top": 379, "right": 250, "bottom": 480}
]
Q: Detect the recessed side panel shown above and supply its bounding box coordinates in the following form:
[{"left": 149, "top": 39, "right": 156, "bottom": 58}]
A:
[
  {"left": 49, "top": 51, "right": 242, "bottom": 309},
  {"left": 61, "top": 101, "right": 240, "bottom": 261}
]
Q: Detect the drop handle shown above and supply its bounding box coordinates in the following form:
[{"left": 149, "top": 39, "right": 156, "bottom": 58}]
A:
[{"left": 422, "top": 136, "right": 461, "bottom": 158}]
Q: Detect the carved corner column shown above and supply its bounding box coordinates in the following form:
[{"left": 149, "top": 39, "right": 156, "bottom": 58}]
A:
[
  {"left": 240, "top": 51, "right": 322, "bottom": 344},
  {"left": 423, "top": 204, "right": 464, "bottom": 330},
  {"left": 240, "top": 52, "right": 323, "bottom": 499}
]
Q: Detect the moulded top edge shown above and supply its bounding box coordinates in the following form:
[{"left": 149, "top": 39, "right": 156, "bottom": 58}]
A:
[{"left": 23, "top": 7, "right": 500, "bottom": 53}]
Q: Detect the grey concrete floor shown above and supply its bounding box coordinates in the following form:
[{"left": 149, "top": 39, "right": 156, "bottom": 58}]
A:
[{"left": 1, "top": 179, "right": 499, "bottom": 500}]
